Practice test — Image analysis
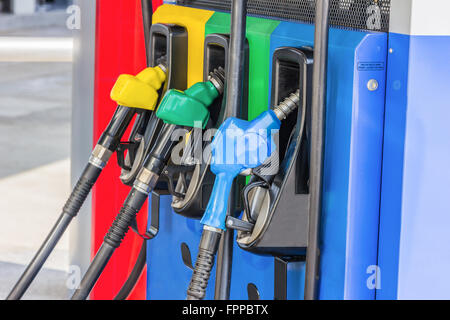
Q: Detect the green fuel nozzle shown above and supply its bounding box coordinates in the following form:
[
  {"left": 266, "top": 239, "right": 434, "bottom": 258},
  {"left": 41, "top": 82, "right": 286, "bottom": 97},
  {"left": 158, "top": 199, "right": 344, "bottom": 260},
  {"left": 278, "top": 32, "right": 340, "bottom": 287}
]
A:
[{"left": 156, "top": 68, "right": 225, "bottom": 129}]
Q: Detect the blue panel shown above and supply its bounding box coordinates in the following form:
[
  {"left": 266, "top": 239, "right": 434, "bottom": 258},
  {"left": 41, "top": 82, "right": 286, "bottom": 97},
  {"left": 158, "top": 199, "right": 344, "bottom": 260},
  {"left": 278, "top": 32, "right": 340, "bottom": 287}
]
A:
[
  {"left": 146, "top": 22, "right": 387, "bottom": 301},
  {"left": 229, "top": 245, "right": 274, "bottom": 300},
  {"left": 146, "top": 195, "right": 216, "bottom": 300},
  {"left": 379, "top": 35, "right": 450, "bottom": 300},
  {"left": 345, "top": 33, "right": 387, "bottom": 300},
  {"left": 269, "top": 23, "right": 387, "bottom": 300},
  {"left": 376, "top": 33, "right": 410, "bottom": 300},
  {"left": 146, "top": 195, "right": 278, "bottom": 300}
]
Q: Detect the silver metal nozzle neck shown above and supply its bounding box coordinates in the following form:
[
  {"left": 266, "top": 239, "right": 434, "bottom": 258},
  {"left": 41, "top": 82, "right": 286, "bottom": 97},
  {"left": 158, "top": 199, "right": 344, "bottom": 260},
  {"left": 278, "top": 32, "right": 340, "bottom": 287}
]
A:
[
  {"left": 273, "top": 90, "right": 301, "bottom": 121},
  {"left": 156, "top": 55, "right": 168, "bottom": 73},
  {"left": 157, "top": 63, "right": 167, "bottom": 74},
  {"left": 208, "top": 67, "right": 226, "bottom": 95}
]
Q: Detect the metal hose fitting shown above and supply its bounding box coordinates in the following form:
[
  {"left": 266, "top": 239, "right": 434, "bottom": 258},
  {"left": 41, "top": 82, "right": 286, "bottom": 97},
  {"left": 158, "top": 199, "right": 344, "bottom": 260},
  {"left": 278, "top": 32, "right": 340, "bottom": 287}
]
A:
[
  {"left": 208, "top": 67, "right": 226, "bottom": 95},
  {"left": 273, "top": 90, "right": 300, "bottom": 121},
  {"left": 156, "top": 55, "right": 168, "bottom": 73}
]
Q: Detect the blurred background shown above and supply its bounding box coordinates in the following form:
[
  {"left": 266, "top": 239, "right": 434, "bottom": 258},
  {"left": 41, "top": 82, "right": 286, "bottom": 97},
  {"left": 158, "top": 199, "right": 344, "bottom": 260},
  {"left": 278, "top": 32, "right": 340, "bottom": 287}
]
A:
[{"left": 0, "top": 0, "right": 73, "bottom": 299}]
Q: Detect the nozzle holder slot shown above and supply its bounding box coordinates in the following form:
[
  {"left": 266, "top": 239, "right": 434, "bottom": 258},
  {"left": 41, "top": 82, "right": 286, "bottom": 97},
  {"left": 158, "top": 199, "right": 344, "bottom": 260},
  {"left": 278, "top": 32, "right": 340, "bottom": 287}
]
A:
[
  {"left": 149, "top": 23, "right": 188, "bottom": 91},
  {"left": 203, "top": 33, "right": 249, "bottom": 125},
  {"left": 170, "top": 33, "right": 249, "bottom": 219},
  {"left": 145, "top": 23, "right": 189, "bottom": 193},
  {"left": 236, "top": 47, "right": 313, "bottom": 257}
]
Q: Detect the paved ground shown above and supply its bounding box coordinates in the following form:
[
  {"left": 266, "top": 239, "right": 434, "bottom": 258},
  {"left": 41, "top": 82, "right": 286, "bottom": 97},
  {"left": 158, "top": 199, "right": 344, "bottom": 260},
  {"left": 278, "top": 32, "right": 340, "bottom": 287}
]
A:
[
  {"left": 0, "top": 62, "right": 72, "bottom": 178},
  {"left": 0, "top": 13, "right": 72, "bottom": 300},
  {"left": 0, "top": 159, "right": 70, "bottom": 300}
]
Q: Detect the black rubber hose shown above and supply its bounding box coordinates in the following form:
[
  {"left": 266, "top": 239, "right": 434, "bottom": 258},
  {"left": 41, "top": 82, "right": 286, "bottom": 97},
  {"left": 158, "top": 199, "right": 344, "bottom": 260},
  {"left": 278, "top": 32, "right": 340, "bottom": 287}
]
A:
[
  {"left": 112, "top": 3, "right": 153, "bottom": 298},
  {"left": 64, "top": 165, "right": 102, "bottom": 217},
  {"left": 188, "top": 249, "right": 216, "bottom": 300},
  {"left": 71, "top": 243, "right": 116, "bottom": 300},
  {"left": 7, "top": 106, "right": 136, "bottom": 300},
  {"left": 187, "top": 229, "right": 222, "bottom": 300},
  {"left": 71, "top": 189, "right": 149, "bottom": 300},
  {"left": 223, "top": 0, "right": 248, "bottom": 119},
  {"left": 214, "top": 0, "right": 248, "bottom": 301},
  {"left": 78, "top": 4, "right": 153, "bottom": 300},
  {"left": 304, "top": 0, "right": 330, "bottom": 300},
  {"left": 141, "top": 0, "right": 153, "bottom": 66},
  {"left": 114, "top": 240, "right": 147, "bottom": 300},
  {"left": 6, "top": 163, "right": 102, "bottom": 300}
]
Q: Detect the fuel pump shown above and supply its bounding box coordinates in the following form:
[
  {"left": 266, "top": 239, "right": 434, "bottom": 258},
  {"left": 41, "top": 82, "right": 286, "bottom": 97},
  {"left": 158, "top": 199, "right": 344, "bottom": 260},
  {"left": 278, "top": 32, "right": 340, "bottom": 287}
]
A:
[
  {"left": 113, "top": 35, "right": 236, "bottom": 296},
  {"left": 110, "top": 22, "right": 189, "bottom": 299},
  {"left": 186, "top": 91, "right": 301, "bottom": 300},
  {"left": 71, "top": 69, "right": 226, "bottom": 300},
  {"left": 231, "top": 46, "right": 313, "bottom": 300},
  {"left": 185, "top": 0, "right": 330, "bottom": 300},
  {"left": 169, "top": 33, "right": 250, "bottom": 300},
  {"left": 6, "top": 63, "right": 167, "bottom": 300},
  {"left": 118, "top": 23, "right": 188, "bottom": 186}
]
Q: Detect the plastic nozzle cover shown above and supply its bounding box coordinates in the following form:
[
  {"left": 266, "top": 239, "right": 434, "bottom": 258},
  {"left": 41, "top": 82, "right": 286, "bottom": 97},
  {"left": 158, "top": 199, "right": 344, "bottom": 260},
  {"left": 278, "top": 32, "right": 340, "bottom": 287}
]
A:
[
  {"left": 200, "top": 91, "right": 301, "bottom": 229},
  {"left": 110, "top": 66, "right": 166, "bottom": 110},
  {"left": 156, "top": 81, "right": 219, "bottom": 129},
  {"left": 200, "top": 110, "right": 281, "bottom": 230}
]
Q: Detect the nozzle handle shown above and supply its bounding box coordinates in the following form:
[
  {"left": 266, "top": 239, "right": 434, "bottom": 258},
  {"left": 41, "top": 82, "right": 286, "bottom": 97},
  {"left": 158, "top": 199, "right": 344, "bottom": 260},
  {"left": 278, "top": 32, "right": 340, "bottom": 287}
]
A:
[
  {"left": 110, "top": 66, "right": 166, "bottom": 111},
  {"left": 200, "top": 172, "right": 236, "bottom": 230}
]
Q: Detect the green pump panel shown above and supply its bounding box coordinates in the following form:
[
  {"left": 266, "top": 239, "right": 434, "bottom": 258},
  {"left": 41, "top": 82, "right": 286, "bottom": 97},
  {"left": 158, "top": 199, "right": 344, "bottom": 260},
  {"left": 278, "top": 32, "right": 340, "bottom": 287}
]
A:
[{"left": 205, "top": 12, "right": 279, "bottom": 120}]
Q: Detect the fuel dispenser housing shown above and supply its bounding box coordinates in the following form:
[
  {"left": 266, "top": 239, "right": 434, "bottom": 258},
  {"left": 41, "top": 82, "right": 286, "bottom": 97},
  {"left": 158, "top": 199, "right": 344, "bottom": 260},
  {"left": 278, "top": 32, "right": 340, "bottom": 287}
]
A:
[
  {"left": 236, "top": 47, "right": 313, "bottom": 257},
  {"left": 146, "top": 5, "right": 387, "bottom": 300},
  {"left": 71, "top": 1, "right": 390, "bottom": 300}
]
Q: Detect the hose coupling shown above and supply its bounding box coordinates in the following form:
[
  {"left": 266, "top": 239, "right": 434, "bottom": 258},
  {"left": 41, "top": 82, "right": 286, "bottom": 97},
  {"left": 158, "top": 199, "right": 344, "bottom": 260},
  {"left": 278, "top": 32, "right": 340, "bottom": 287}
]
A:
[{"left": 89, "top": 144, "right": 113, "bottom": 169}]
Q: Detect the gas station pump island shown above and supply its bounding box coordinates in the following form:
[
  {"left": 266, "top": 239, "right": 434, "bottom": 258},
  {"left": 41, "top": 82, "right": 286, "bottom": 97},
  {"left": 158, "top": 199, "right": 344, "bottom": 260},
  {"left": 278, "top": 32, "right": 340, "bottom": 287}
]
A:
[{"left": 6, "top": 0, "right": 450, "bottom": 301}]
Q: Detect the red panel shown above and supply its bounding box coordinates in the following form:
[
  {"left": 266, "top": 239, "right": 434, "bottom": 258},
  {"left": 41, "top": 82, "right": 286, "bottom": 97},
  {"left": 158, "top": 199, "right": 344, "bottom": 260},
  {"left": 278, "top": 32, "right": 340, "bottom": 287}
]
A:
[
  {"left": 153, "top": 0, "right": 164, "bottom": 10},
  {"left": 91, "top": 0, "right": 162, "bottom": 300}
]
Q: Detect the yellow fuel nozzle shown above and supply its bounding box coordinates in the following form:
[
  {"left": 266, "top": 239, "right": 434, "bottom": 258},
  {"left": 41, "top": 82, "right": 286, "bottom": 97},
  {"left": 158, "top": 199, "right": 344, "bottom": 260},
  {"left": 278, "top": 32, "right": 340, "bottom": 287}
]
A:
[{"left": 110, "top": 64, "right": 167, "bottom": 111}]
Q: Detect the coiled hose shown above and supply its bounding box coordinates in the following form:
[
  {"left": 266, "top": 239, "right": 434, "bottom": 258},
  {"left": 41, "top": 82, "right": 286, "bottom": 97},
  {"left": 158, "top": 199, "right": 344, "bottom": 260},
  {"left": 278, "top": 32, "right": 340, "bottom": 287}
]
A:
[
  {"left": 187, "top": 229, "right": 222, "bottom": 300},
  {"left": 71, "top": 189, "right": 148, "bottom": 300},
  {"left": 63, "top": 164, "right": 102, "bottom": 217}
]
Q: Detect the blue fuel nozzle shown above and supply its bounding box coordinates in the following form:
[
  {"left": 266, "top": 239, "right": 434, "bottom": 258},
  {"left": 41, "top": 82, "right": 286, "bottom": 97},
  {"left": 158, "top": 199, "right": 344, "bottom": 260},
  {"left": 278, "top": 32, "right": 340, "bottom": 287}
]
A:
[{"left": 200, "top": 91, "right": 300, "bottom": 230}]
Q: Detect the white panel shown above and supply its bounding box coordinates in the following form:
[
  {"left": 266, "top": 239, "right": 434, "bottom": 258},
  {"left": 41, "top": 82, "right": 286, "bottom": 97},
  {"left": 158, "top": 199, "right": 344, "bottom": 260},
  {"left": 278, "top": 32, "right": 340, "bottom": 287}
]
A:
[
  {"left": 410, "top": 0, "right": 450, "bottom": 36},
  {"left": 390, "top": 0, "right": 450, "bottom": 35},
  {"left": 389, "top": 0, "right": 413, "bottom": 35}
]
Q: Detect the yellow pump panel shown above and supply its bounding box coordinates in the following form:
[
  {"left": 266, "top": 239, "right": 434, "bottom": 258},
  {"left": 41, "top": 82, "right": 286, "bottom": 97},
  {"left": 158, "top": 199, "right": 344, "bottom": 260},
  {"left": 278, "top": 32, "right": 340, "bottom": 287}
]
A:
[
  {"left": 152, "top": 4, "right": 214, "bottom": 86},
  {"left": 110, "top": 66, "right": 166, "bottom": 110}
]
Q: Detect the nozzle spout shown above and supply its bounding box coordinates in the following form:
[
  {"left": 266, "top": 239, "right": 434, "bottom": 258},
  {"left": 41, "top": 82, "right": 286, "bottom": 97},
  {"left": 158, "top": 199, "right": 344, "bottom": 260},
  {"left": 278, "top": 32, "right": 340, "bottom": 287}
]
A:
[
  {"left": 273, "top": 90, "right": 300, "bottom": 121},
  {"left": 156, "top": 55, "right": 168, "bottom": 73},
  {"left": 208, "top": 67, "right": 226, "bottom": 95}
]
